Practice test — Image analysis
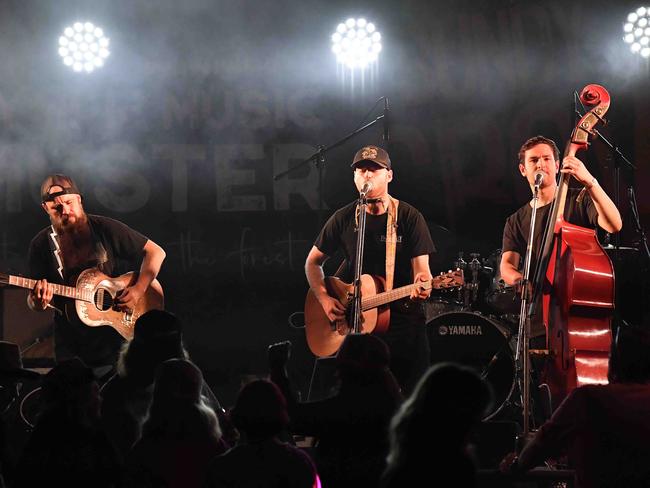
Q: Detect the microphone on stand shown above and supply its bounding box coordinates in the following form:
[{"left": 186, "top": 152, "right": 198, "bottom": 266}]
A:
[
  {"left": 534, "top": 171, "right": 544, "bottom": 190},
  {"left": 383, "top": 97, "right": 390, "bottom": 142},
  {"left": 359, "top": 181, "right": 373, "bottom": 198}
]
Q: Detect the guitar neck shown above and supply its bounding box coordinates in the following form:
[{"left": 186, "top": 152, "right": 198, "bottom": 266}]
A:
[
  {"left": 362, "top": 282, "right": 424, "bottom": 311},
  {"left": 3, "top": 275, "right": 92, "bottom": 302}
]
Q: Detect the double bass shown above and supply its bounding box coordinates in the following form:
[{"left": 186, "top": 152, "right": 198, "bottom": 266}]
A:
[{"left": 533, "top": 84, "right": 614, "bottom": 410}]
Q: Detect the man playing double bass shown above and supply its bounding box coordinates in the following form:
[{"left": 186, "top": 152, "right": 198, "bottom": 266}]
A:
[
  {"left": 499, "top": 136, "right": 622, "bottom": 417},
  {"left": 500, "top": 135, "right": 622, "bottom": 315}
]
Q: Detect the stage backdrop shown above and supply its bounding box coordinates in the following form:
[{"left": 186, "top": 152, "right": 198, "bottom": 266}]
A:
[{"left": 0, "top": 0, "right": 648, "bottom": 404}]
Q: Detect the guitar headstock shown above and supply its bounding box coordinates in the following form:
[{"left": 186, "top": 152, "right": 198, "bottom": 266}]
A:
[{"left": 432, "top": 269, "right": 464, "bottom": 289}]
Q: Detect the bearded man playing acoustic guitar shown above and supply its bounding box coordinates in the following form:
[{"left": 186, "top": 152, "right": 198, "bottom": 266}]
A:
[
  {"left": 305, "top": 145, "right": 436, "bottom": 395},
  {"left": 27, "top": 174, "right": 166, "bottom": 369}
]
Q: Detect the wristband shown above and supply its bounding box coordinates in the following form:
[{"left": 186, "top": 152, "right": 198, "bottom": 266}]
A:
[{"left": 586, "top": 177, "right": 598, "bottom": 190}]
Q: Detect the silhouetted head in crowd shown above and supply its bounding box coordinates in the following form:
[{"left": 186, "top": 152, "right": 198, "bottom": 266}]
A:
[
  {"left": 117, "top": 310, "right": 189, "bottom": 385},
  {"left": 335, "top": 333, "right": 399, "bottom": 390},
  {"left": 608, "top": 322, "right": 650, "bottom": 384},
  {"left": 230, "top": 379, "right": 289, "bottom": 442},
  {"left": 40, "top": 357, "right": 101, "bottom": 425},
  {"left": 387, "top": 362, "right": 493, "bottom": 465},
  {"left": 141, "top": 358, "right": 222, "bottom": 442}
]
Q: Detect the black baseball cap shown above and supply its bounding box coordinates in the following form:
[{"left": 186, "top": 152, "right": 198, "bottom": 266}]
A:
[
  {"left": 351, "top": 145, "right": 392, "bottom": 170},
  {"left": 40, "top": 174, "right": 82, "bottom": 203}
]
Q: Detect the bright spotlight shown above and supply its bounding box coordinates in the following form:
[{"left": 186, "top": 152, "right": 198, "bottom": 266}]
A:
[
  {"left": 623, "top": 7, "right": 650, "bottom": 58},
  {"left": 58, "top": 21, "right": 110, "bottom": 72},
  {"left": 331, "top": 17, "right": 382, "bottom": 69}
]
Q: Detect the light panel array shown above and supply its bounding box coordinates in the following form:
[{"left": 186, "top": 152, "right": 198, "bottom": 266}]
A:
[
  {"left": 331, "top": 18, "right": 382, "bottom": 69},
  {"left": 58, "top": 21, "right": 111, "bottom": 73},
  {"left": 623, "top": 6, "right": 650, "bottom": 58}
]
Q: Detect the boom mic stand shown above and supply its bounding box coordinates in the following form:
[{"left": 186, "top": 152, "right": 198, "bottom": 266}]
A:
[{"left": 273, "top": 97, "right": 388, "bottom": 227}]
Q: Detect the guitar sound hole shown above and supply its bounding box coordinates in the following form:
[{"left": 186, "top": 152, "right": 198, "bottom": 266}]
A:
[{"left": 94, "top": 288, "right": 114, "bottom": 311}]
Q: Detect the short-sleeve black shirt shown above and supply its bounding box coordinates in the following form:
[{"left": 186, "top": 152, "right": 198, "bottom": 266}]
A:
[
  {"left": 28, "top": 214, "right": 149, "bottom": 366},
  {"left": 501, "top": 188, "right": 599, "bottom": 281},
  {"left": 314, "top": 200, "right": 436, "bottom": 289}
]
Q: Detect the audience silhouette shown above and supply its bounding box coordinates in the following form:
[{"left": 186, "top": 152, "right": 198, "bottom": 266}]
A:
[
  {"left": 269, "top": 334, "right": 403, "bottom": 488},
  {"left": 125, "top": 358, "right": 227, "bottom": 487},
  {"left": 14, "top": 358, "right": 122, "bottom": 487},
  {"left": 382, "top": 362, "right": 493, "bottom": 488},
  {"left": 100, "top": 309, "right": 232, "bottom": 456},
  {"left": 501, "top": 322, "right": 650, "bottom": 487},
  {"left": 204, "top": 379, "right": 318, "bottom": 488}
]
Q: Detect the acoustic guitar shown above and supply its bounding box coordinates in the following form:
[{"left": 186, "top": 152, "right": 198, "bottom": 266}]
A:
[
  {"left": 304, "top": 270, "right": 464, "bottom": 357},
  {"left": 0, "top": 267, "right": 164, "bottom": 340}
]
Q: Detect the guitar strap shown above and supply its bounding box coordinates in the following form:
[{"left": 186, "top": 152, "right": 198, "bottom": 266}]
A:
[
  {"left": 47, "top": 225, "right": 65, "bottom": 280},
  {"left": 385, "top": 197, "right": 399, "bottom": 291}
]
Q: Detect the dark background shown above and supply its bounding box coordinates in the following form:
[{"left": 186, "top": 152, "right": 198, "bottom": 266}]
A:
[{"left": 0, "top": 0, "right": 648, "bottom": 406}]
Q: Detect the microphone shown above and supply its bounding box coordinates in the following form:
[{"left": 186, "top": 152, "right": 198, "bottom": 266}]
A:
[
  {"left": 383, "top": 97, "right": 390, "bottom": 142},
  {"left": 360, "top": 181, "right": 373, "bottom": 197},
  {"left": 534, "top": 171, "right": 544, "bottom": 188}
]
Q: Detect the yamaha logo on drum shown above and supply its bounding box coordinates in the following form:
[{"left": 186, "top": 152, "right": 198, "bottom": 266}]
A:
[{"left": 438, "top": 324, "right": 483, "bottom": 336}]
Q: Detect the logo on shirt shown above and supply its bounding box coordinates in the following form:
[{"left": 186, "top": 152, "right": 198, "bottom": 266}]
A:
[{"left": 381, "top": 235, "right": 402, "bottom": 243}]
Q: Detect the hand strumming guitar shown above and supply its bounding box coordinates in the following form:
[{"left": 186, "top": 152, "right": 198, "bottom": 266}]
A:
[
  {"left": 313, "top": 291, "right": 346, "bottom": 323},
  {"left": 115, "top": 284, "right": 145, "bottom": 312}
]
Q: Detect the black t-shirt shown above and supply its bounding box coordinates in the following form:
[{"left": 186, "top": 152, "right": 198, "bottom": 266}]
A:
[
  {"left": 28, "top": 214, "right": 149, "bottom": 366},
  {"left": 501, "top": 188, "right": 599, "bottom": 282},
  {"left": 314, "top": 200, "right": 436, "bottom": 289}
]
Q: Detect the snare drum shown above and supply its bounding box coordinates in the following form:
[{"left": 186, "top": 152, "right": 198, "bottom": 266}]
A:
[{"left": 427, "top": 311, "right": 515, "bottom": 420}]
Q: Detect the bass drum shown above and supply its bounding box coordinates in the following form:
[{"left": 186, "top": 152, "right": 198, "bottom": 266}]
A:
[{"left": 427, "top": 311, "right": 515, "bottom": 420}]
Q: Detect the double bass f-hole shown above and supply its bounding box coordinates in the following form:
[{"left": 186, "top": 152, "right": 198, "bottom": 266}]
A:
[{"left": 557, "top": 329, "right": 568, "bottom": 371}]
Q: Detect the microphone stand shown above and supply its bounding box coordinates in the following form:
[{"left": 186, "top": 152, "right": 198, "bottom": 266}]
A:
[
  {"left": 273, "top": 98, "right": 388, "bottom": 227},
  {"left": 515, "top": 179, "right": 543, "bottom": 439},
  {"left": 352, "top": 187, "right": 371, "bottom": 333}
]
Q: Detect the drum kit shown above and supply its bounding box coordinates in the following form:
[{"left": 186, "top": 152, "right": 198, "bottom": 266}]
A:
[{"left": 424, "top": 249, "right": 522, "bottom": 420}]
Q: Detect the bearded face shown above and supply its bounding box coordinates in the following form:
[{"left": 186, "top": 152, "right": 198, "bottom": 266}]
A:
[{"left": 42, "top": 187, "right": 87, "bottom": 233}]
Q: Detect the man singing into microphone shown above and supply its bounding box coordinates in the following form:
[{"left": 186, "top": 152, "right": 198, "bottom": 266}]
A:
[
  {"left": 305, "top": 145, "right": 436, "bottom": 394},
  {"left": 500, "top": 136, "right": 622, "bottom": 418}
]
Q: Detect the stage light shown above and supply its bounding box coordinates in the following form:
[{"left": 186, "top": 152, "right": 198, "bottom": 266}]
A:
[
  {"left": 623, "top": 6, "right": 650, "bottom": 58},
  {"left": 58, "top": 21, "right": 110, "bottom": 72},
  {"left": 331, "top": 17, "right": 382, "bottom": 69}
]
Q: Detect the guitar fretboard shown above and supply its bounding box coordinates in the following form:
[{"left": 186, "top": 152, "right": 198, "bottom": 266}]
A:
[
  {"left": 362, "top": 282, "right": 418, "bottom": 310},
  {"left": 6, "top": 275, "right": 93, "bottom": 302}
]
